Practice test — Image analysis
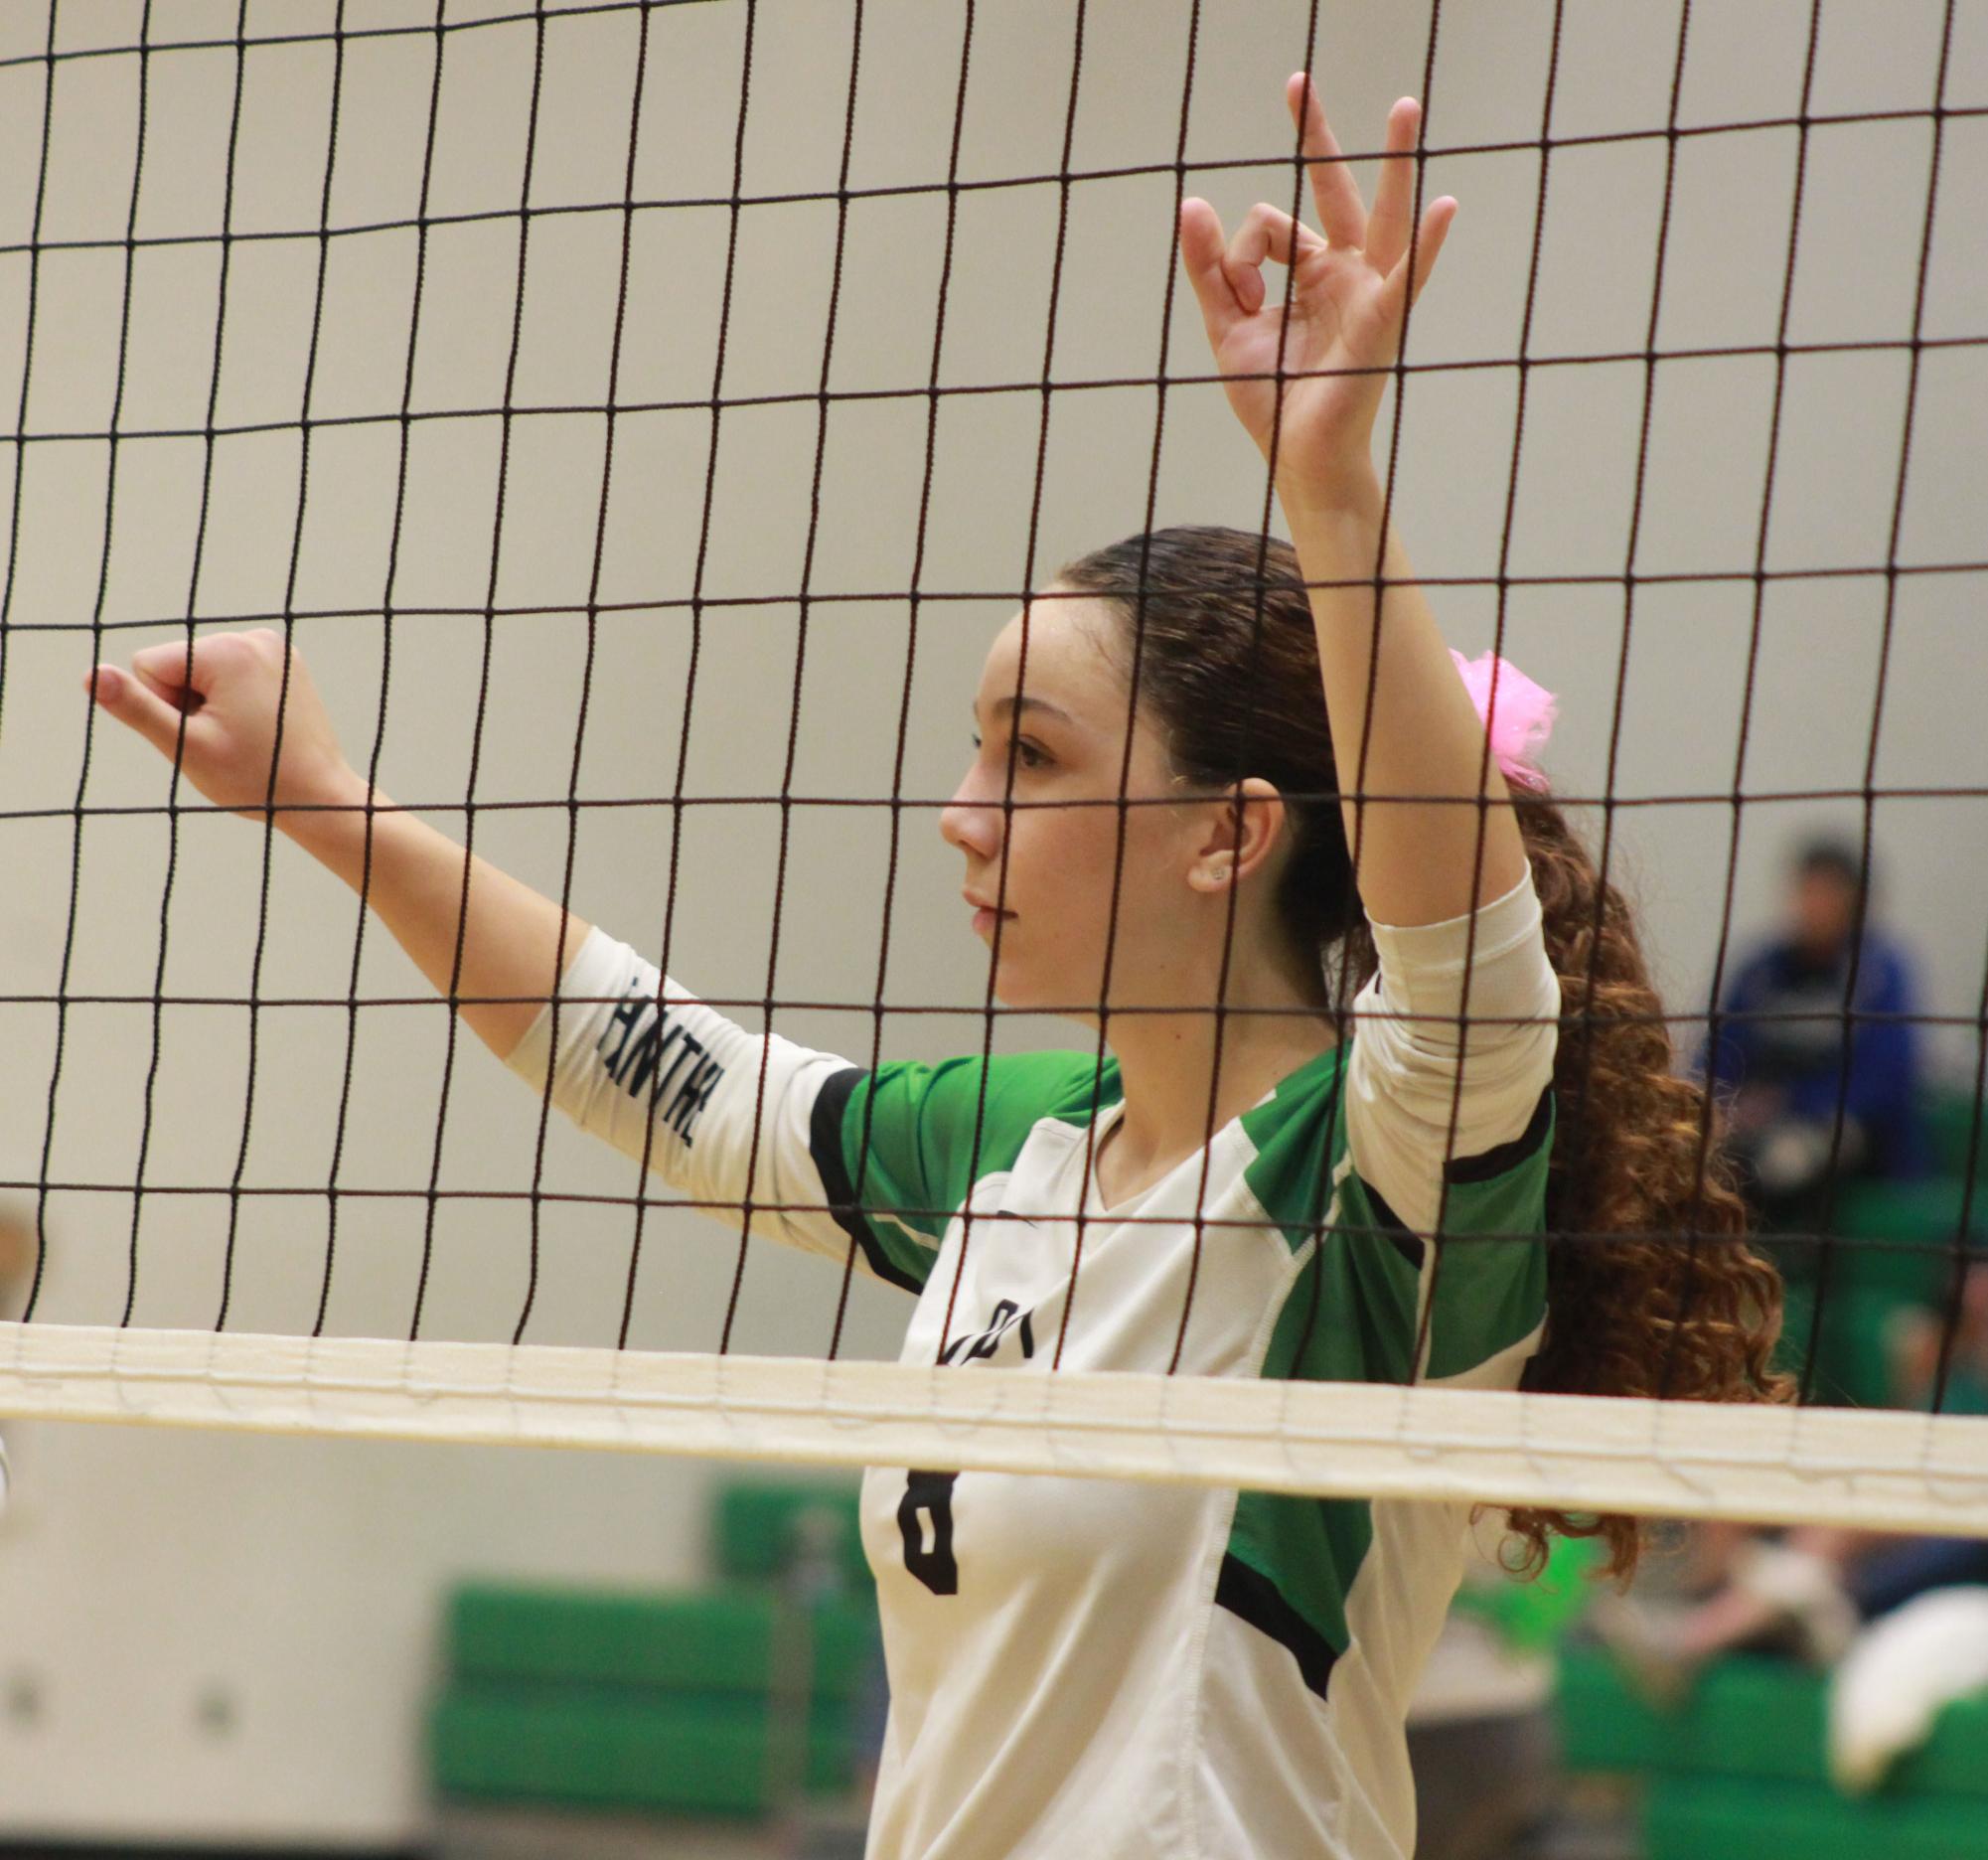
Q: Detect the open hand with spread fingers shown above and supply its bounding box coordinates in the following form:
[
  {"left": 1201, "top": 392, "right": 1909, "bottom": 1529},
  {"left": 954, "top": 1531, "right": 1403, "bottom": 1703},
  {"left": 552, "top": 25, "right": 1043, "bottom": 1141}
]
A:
[{"left": 1178, "top": 75, "right": 1455, "bottom": 503}]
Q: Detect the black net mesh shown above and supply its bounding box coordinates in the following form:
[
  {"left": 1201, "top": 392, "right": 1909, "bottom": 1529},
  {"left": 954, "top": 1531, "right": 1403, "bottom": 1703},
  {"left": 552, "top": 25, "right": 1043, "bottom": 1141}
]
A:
[{"left": 0, "top": 0, "right": 1981, "bottom": 1425}]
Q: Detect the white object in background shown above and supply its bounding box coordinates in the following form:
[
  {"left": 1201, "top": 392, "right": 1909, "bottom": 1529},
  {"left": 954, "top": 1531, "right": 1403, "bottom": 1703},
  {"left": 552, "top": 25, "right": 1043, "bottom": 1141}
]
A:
[{"left": 1829, "top": 1587, "right": 1988, "bottom": 1792}]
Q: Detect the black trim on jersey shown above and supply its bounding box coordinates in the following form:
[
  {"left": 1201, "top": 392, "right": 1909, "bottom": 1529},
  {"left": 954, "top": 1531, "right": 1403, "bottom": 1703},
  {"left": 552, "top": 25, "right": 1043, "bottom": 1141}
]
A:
[
  {"left": 1445, "top": 1085, "right": 1555, "bottom": 1185},
  {"left": 1214, "top": 1553, "right": 1340, "bottom": 1702},
  {"left": 809, "top": 1065, "right": 923, "bottom": 1295},
  {"left": 1361, "top": 1178, "right": 1425, "bottom": 1271}
]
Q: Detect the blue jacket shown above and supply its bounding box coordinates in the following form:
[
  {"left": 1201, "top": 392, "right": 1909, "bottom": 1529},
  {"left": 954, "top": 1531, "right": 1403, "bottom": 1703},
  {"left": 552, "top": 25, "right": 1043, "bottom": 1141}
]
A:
[{"left": 1703, "top": 929, "right": 1928, "bottom": 1179}]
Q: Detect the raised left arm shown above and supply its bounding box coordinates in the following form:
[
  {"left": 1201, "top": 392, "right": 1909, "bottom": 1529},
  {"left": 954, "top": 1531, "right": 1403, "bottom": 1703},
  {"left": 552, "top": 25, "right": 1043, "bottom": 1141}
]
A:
[
  {"left": 1281, "top": 482, "right": 1525, "bottom": 925},
  {"left": 1179, "top": 76, "right": 1525, "bottom": 927}
]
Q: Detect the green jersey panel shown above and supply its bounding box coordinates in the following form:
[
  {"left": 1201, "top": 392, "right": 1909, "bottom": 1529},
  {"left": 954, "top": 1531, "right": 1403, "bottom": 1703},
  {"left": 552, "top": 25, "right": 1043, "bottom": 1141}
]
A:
[
  {"left": 810, "top": 1050, "right": 1122, "bottom": 1292},
  {"left": 1424, "top": 1087, "right": 1555, "bottom": 1381},
  {"left": 1223, "top": 1065, "right": 1556, "bottom": 1701}
]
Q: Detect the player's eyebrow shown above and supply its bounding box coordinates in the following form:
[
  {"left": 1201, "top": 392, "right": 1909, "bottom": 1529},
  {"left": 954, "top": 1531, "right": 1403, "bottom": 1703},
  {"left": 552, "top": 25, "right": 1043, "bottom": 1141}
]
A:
[{"left": 973, "top": 694, "right": 1076, "bottom": 727}]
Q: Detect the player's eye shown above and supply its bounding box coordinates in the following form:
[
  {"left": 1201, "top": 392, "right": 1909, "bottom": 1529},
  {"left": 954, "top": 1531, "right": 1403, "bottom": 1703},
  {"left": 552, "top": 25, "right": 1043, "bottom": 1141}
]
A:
[{"left": 970, "top": 734, "right": 1049, "bottom": 771}]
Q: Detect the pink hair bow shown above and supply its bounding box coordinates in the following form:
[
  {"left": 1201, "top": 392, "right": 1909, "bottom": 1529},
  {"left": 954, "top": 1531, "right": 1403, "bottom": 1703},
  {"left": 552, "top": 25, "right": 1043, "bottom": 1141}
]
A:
[{"left": 1450, "top": 649, "right": 1557, "bottom": 790}]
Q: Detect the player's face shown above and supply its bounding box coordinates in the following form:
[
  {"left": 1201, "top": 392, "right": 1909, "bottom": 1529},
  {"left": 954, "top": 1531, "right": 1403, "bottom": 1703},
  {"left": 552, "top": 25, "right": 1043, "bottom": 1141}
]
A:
[{"left": 941, "top": 590, "right": 1216, "bottom": 1019}]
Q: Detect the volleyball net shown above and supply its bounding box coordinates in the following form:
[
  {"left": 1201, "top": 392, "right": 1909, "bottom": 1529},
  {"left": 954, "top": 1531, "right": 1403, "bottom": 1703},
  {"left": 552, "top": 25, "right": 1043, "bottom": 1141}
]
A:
[{"left": 0, "top": 0, "right": 1983, "bottom": 1535}]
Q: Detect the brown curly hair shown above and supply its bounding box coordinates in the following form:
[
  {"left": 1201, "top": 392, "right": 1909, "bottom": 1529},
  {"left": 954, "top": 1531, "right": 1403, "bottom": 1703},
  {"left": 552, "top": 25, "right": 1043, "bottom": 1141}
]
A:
[{"left": 1058, "top": 525, "right": 1789, "bottom": 1582}]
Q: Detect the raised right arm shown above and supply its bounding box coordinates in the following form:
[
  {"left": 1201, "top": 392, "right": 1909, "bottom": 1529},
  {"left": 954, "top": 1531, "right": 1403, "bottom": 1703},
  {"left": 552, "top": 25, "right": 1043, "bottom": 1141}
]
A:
[
  {"left": 86, "top": 629, "right": 938, "bottom": 1285},
  {"left": 280, "top": 778, "right": 585, "bottom": 1065}
]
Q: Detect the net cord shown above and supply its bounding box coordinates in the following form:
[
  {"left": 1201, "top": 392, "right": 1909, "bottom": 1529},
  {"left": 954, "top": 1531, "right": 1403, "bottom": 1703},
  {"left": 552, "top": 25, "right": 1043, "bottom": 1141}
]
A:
[
  {"left": 411, "top": 2, "right": 553, "bottom": 1339},
  {"left": 1682, "top": 0, "right": 1823, "bottom": 1398},
  {"left": 322, "top": 0, "right": 450, "bottom": 1339},
  {"left": 0, "top": 992, "right": 1972, "bottom": 1037},
  {"left": 1562, "top": 0, "right": 1691, "bottom": 1393},
  {"left": 616, "top": 0, "right": 757, "bottom": 1348},
  {"left": 2, "top": 1319, "right": 1985, "bottom": 1538},
  {"left": 5, "top": 772, "right": 1986, "bottom": 828},
  {"left": 840, "top": 0, "right": 1014, "bottom": 1365},
  {"left": 20, "top": 0, "right": 132, "bottom": 1326},
  {"left": 1255, "top": 0, "right": 1359, "bottom": 1393},
  {"left": 1799, "top": 0, "right": 1956, "bottom": 1399},
  {"left": 8, "top": 96, "right": 1985, "bottom": 270},
  {"left": 713, "top": 0, "right": 866, "bottom": 1359},
  {"left": 524, "top": 0, "right": 655, "bottom": 1349},
  {"left": 8, "top": 332, "right": 1988, "bottom": 460},
  {"left": 1037, "top": 0, "right": 1193, "bottom": 1375},
  {"left": 1931, "top": 951, "right": 1988, "bottom": 1409},
  {"left": 8, "top": 554, "right": 1983, "bottom": 645},
  {"left": 232, "top": 0, "right": 350, "bottom": 1338}
]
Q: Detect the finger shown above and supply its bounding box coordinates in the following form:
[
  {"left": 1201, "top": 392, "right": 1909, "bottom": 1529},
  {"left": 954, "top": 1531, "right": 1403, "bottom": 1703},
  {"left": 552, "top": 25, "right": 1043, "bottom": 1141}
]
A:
[
  {"left": 128, "top": 629, "right": 274, "bottom": 707},
  {"left": 129, "top": 636, "right": 217, "bottom": 704},
  {"left": 86, "top": 660, "right": 209, "bottom": 762},
  {"left": 1365, "top": 97, "right": 1422, "bottom": 277},
  {"left": 1227, "top": 203, "right": 1323, "bottom": 312},
  {"left": 1381, "top": 196, "right": 1456, "bottom": 319},
  {"left": 128, "top": 660, "right": 203, "bottom": 720},
  {"left": 1288, "top": 72, "right": 1367, "bottom": 251},
  {"left": 1179, "top": 197, "right": 1247, "bottom": 343}
]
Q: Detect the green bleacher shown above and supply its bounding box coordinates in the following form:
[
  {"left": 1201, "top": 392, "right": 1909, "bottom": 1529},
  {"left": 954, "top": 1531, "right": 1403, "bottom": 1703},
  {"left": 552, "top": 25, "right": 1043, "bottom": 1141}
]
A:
[
  {"left": 1770, "top": 1087, "right": 1984, "bottom": 1410},
  {"left": 1557, "top": 1644, "right": 1988, "bottom": 1857},
  {"left": 429, "top": 1479, "right": 876, "bottom": 1819}
]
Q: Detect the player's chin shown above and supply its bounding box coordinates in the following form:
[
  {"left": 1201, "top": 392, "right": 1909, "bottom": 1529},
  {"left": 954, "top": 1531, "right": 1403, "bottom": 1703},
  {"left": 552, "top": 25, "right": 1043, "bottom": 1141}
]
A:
[
  {"left": 973, "top": 927, "right": 1023, "bottom": 991},
  {"left": 985, "top": 947, "right": 1113, "bottom": 1024},
  {"left": 973, "top": 926, "right": 1051, "bottom": 1009}
]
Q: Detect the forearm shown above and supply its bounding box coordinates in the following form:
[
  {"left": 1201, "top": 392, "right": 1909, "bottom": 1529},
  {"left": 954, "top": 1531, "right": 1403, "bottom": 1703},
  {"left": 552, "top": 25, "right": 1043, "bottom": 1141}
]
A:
[
  {"left": 1345, "top": 868, "right": 1560, "bottom": 1231},
  {"left": 508, "top": 927, "right": 891, "bottom": 1274},
  {"left": 281, "top": 776, "right": 589, "bottom": 1062},
  {"left": 1280, "top": 465, "right": 1526, "bottom": 926}
]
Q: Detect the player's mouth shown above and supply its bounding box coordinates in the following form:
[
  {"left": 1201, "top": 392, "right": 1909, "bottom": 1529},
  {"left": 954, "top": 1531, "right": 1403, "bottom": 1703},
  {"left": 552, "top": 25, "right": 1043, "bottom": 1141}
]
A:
[{"left": 964, "top": 890, "right": 1016, "bottom": 936}]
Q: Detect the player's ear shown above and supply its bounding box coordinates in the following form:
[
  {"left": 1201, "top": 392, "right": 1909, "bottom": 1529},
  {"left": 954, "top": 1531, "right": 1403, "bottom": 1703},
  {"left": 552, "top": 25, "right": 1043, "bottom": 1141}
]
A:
[{"left": 1186, "top": 779, "right": 1286, "bottom": 892}]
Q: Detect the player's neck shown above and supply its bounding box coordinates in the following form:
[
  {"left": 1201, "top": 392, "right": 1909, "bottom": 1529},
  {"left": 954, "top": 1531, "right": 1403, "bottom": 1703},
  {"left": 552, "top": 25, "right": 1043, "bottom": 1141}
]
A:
[{"left": 1095, "top": 970, "right": 1336, "bottom": 1200}]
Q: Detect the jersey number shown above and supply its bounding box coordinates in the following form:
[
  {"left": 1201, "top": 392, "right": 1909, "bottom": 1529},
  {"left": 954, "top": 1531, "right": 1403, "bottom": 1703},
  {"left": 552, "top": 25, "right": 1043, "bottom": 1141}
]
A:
[
  {"left": 897, "top": 1470, "right": 959, "bottom": 1596},
  {"left": 899, "top": 1299, "right": 1033, "bottom": 1595}
]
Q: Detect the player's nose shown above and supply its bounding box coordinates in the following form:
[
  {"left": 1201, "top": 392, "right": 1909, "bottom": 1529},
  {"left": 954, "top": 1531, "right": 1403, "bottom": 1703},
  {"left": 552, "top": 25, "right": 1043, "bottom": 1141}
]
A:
[{"left": 940, "top": 767, "right": 1005, "bottom": 861}]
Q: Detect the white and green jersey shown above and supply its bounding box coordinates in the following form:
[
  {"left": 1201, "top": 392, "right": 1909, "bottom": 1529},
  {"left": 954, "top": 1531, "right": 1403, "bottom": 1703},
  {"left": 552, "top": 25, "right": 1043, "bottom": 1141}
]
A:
[{"left": 509, "top": 872, "right": 1560, "bottom": 1860}]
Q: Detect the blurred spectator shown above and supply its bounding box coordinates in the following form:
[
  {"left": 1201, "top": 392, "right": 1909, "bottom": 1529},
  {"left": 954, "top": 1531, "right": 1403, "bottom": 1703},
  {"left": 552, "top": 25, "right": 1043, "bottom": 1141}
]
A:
[
  {"left": 1593, "top": 1268, "right": 1988, "bottom": 1702},
  {"left": 1891, "top": 1261, "right": 1988, "bottom": 1416},
  {"left": 1705, "top": 836, "right": 1928, "bottom": 1226},
  {"left": 1594, "top": 1520, "right": 1988, "bottom": 1707}
]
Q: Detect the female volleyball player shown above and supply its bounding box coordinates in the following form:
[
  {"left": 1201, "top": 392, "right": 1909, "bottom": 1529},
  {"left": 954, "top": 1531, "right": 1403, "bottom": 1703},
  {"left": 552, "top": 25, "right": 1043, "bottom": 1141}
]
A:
[{"left": 89, "top": 76, "right": 1780, "bottom": 1860}]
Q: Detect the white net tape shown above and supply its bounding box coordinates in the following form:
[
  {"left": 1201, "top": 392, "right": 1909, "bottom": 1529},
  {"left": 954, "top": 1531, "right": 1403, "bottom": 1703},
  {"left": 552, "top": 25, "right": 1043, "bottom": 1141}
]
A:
[{"left": 5, "top": 1320, "right": 1985, "bottom": 1537}]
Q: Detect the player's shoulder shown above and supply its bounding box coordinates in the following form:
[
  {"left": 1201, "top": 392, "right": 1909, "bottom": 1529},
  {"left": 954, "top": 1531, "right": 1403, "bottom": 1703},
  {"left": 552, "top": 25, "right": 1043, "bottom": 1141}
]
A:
[
  {"left": 868, "top": 1046, "right": 1118, "bottom": 1115},
  {"left": 1237, "top": 1042, "right": 1351, "bottom": 1249},
  {"left": 1243, "top": 1041, "right": 1348, "bottom": 1137},
  {"left": 988, "top": 1047, "right": 1124, "bottom": 1123},
  {"left": 855, "top": 1047, "right": 1121, "bottom": 1173}
]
